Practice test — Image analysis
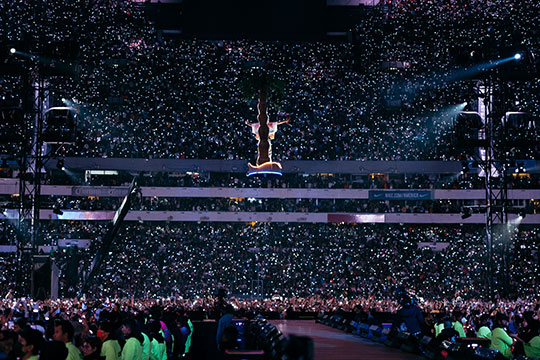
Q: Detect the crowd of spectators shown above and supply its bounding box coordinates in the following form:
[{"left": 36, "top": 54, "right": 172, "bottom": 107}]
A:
[
  {"left": 0, "top": 292, "right": 538, "bottom": 359},
  {"left": 0, "top": 295, "right": 539, "bottom": 358},
  {"left": 0, "top": 169, "right": 530, "bottom": 215},
  {"left": 38, "top": 168, "right": 540, "bottom": 190},
  {"left": 0, "top": 298, "right": 193, "bottom": 359},
  {"left": 47, "top": 170, "right": 483, "bottom": 189},
  {"left": 0, "top": 222, "right": 531, "bottom": 303},
  {"left": 1, "top": 0, "right": 539, "bottom": 162},
  {"left": 353, "top": 0, "right": 540, "bottom": 160},
  {"left": 37, "top": 194, "right": 467, "bottom": 214}
]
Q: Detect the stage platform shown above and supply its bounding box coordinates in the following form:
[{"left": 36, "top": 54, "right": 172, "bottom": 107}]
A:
[{"left": 270, "top": 320, "right": 422, "bottom": 360}]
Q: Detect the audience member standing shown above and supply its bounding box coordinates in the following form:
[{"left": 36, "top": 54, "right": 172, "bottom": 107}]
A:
[
  {"left": 99, "top": 322, "right": 121, "bottom": 360},
  {"left": 18, "top": 329, "right": 43, "bottom": 360},
  {"left": 490, "top": 313, "right": 514, "bottom": 359},
  {"left": 80, "top": 337, "right": 104, "bottom": 360},
  {"left": 476, "top": 314, "right": 492, "bottom": 340},
  {"left": 120, "top": 319, "right": 143, "bottom": 360},
  {"left": 54, "top": 320, "right": 83, "bottom": 360},
  {"left": 397, "top": 296, "right": 424, "bottom": 335}
]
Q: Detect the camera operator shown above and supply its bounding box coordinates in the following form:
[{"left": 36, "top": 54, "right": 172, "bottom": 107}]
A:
[{"left": 397, "top": 294, "right": 424, "bottom": 336}]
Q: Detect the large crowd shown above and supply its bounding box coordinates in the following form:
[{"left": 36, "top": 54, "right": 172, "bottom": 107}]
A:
[
  {"left": 44, "top": 170, "right": 490, "bottom": 189},
  {"left": 47, "top": 169, "right": 528, "bottom": 189},
  {"left": 1, "top": 0, "right": 539, "bottom": 162},
  {"left": 1, "top": 222, "right": 537, "bottom": 303},
  {"left": 39, "top": 195, "right": 464, "bottom": 214},
  {"left": 0, "top": 297, "right": 194, "bottom": 359},
  {"left": 0, "top": 295, "right": 539, "bottom": 359}
]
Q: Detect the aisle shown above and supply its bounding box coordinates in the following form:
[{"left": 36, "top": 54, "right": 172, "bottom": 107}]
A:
[{"left": 270, "top": 320, "right": 422, "bottom": 360}]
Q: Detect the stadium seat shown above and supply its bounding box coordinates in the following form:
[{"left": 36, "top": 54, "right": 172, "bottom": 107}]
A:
[{"left": 369, "top": 325, "right": 382, "bottom": 340}]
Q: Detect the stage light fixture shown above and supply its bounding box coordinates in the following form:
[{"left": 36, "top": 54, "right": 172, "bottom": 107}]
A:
[
  {"left": 515, "top": 161, "right": 526, "bottom": 173},
  {"left": 461, "top": 161, "right": 469, "bottom": 175},
  {"left": 514, "top": 53, "right": 522, "bottom": 61},
  {"left": 9, "top": 48, "right": 16, "bottom": 54},
  {"left": 56, "top": 159, "right": 65, "bottom": 171}
]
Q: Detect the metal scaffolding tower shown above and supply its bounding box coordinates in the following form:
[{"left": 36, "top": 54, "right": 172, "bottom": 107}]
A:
[{"left": 16, "top": 72, "right": 47, "bottom": 297}]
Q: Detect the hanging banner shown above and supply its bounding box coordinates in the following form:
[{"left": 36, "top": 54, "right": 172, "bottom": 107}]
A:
[
  {"left": 417, "top": 242, "right": 450, "bottom": 251},
  {"left": 71, "top": 186, "right": 129, "bottom": 197},
  {"left": 369, "top": 190, "right": 433, "bottom": 200}
]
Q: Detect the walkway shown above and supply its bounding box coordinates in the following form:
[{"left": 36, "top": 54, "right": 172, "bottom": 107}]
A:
[{"left": 270, "top": 320, "right": 422, "bottom": 360}]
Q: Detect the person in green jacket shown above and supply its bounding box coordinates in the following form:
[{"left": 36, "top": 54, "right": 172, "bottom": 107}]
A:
[
  {"left": 53, "top": 320, "right": 83, "bottom": 360},
  {"left": 524, "top": 335, "right": 540, "bottom": 359},
  {"left": 185, "top": 319, "right": 193, "bottom": 355},
  {"left": 434, "top": 321, "right": 444, "bottom": 337},
  {"left": 148, "top": 320, "right": 167, "bottom": 360},
  {"left": 121, "top": 319, "right": 144, "bottom": 360},
  {"left": 451, "top": 310, "right": 466, "bottom": 338},
  {"left": 100, "top": 321, "right": 122, "bottom": 360},
  {"left": 476, "top": 314, "right": 492, "bottom": 340},
  {"left": 477, "top": 326, "right": 492, "bottom": 339},
  {"left": 490, "top": 313, "right": 514, "bottom": 359},
  {"left": 141, "top": 332, "right": 151, "bottom": 360},
  {"left": 434, "top": 315, "right": 452, "bottom": 337}
]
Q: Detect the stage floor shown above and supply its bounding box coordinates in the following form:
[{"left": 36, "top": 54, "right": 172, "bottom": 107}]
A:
[{"left": 270, "top": 320, "right": 422, "bottom": 360}]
